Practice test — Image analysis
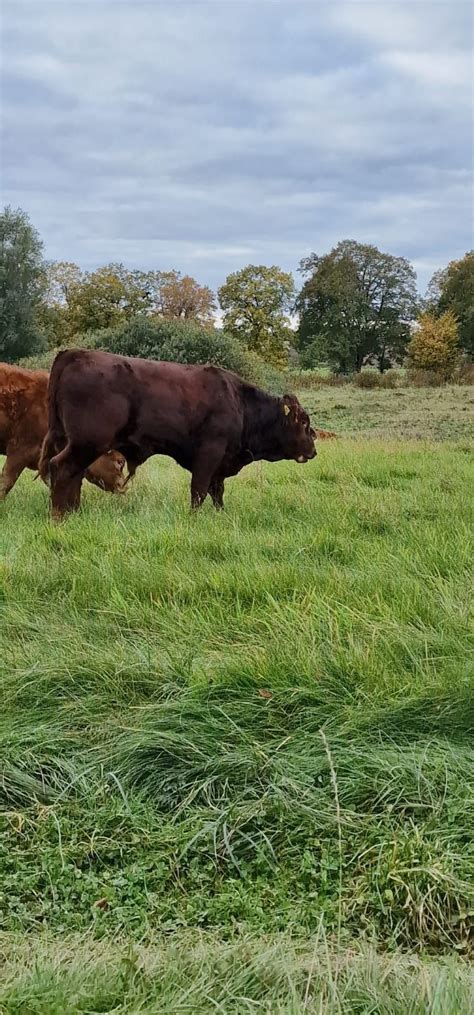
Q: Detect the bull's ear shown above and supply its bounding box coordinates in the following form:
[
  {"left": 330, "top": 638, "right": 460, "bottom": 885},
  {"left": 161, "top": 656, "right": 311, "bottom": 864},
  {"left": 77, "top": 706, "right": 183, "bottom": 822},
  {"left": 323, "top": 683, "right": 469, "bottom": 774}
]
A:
[{"left": 282, "top": 394, "right": 296, "bottom": 416}]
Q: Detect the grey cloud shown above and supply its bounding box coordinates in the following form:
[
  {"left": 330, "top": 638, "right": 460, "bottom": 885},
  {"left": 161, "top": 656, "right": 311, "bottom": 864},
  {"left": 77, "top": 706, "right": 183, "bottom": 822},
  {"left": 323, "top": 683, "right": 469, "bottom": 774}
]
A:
[{"left": 1, "top": 1, "right": 472, "bottom": 294}]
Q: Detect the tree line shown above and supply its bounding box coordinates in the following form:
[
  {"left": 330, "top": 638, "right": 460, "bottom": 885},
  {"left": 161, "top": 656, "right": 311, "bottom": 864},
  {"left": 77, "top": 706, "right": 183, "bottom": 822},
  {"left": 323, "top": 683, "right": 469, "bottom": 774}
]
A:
[{"left": 1, "top": 206, "right": 472, "bottom": 377}]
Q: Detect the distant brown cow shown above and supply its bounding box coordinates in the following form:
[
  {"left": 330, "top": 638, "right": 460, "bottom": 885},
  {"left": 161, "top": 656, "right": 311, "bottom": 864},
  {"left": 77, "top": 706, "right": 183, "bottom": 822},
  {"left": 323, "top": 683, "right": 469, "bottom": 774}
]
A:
[
  {"left": 314, "top": 429, "right": 337, "bottom": 440},
  {"left": 39, "top": 349, "right": 317, "bottom": 519},
  {"left": 0, "top": 362, "right": 126, "bottom": 499}
]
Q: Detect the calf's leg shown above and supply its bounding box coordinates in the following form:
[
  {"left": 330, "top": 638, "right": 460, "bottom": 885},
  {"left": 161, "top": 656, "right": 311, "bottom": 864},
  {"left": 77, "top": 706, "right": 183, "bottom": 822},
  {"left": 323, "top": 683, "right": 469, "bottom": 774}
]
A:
[{"left": 0, "top": 453, "right": 26, "bottom": 500}]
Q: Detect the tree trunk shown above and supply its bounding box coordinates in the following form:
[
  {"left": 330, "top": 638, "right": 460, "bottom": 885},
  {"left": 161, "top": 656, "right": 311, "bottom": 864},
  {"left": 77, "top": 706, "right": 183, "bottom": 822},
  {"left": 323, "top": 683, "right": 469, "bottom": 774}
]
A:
[
  {"left": 355, "top": 349, "right": 364, "bottom": 372},
  {"left": 378, "top": 348, "right": 387, "bottom": 373}
]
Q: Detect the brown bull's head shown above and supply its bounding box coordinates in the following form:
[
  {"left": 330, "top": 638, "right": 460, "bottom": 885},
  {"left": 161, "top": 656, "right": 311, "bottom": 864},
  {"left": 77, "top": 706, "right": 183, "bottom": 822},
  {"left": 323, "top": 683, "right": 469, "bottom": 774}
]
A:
[
  {"left": 85, "top": 451, "right": 127, "bottom": 493},
  {"left": 279, "top": 394, "right": 317, "bottom": 463}
]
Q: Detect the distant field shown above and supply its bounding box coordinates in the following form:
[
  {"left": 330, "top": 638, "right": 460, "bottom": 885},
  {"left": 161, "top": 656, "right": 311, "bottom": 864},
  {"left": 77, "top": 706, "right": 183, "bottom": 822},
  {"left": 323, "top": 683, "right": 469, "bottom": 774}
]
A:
[
  {"left": 301, "top": 382, "right": 474, "bottom": 442},
  {"left": 0, "top": 386, "right": 473, "bottom": 1009}
]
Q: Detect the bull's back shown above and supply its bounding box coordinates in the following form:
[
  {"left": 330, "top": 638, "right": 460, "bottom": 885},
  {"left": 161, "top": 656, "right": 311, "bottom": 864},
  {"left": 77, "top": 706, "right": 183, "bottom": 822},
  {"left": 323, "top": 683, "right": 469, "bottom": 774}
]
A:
[{"left": 54, "top": 351, "right": 241, "bottom": 442}]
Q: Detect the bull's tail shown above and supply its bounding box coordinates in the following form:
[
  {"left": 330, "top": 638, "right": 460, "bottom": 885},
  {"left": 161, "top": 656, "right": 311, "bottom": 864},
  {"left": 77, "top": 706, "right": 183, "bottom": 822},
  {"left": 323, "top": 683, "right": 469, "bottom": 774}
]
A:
[{"left": 38, "top": 350, "right": 71, "bottom": 483}]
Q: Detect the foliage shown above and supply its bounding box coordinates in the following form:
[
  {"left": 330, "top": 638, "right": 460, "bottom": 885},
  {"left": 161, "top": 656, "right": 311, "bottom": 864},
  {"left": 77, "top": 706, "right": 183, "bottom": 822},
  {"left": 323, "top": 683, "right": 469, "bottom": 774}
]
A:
[
  {"left": 218, "top": 264, "right": 295, "bottom": 367},
  {"left": 407, "top": 310, "right": 459, "bottom": 378},
  {"left": 100, "top": 316, "right": 243, "bottom": 366},
  {"left": 66, "top": 263, "right": 149, "bottom": 334},
  {"left": 296, "top": 240, "right": 418, "bottom": 373},
  {"left": 35, "top": 263, "right": 217, "bottom": 347},
  {"left": 453, "top": 361, "right": 474, "bottom": 385},
  {"left": 379, "top": 368, "right": 402, "bottom": 388},
  {"left": 35, "top": 301, "right": 70, "bottom": 348},
  {"left": 352, "top": 369, "right": 381, "bottom": 389},
  {"left": 65, "top": 316, "right": 282, "bottom": 391},
  {"left": 427, "top": 251, "right": 474, "bottom": 357},
  {"left": 42, "top": 260, "right": 83, "bottom": 305},
  {"left": 0, "top": 206, "right": 45, "bottom": 361},
  {"left": 138, "top": 269, "right": 216, "bottom": 325},
  {"left": 352, "top": 369, "right": 402, "bottom": 389},
  {"left": 36, "top": 261, "right": 84, "bottom": 347}
]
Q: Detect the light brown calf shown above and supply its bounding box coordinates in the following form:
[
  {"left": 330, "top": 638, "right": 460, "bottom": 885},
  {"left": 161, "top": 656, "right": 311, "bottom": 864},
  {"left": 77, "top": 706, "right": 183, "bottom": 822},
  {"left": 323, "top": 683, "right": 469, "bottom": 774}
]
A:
[{"left": 0, "top": 363, "right": 126, "bottom": 499}]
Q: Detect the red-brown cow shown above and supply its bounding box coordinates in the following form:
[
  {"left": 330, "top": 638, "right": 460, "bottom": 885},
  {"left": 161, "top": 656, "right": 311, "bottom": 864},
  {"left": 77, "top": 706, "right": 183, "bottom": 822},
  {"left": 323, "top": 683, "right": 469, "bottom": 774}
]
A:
[
  {"left": 39, "top": 349, "right": 317, "bottom": 519},
  {"left": 0, "top": 362, "right": 126, "bottom": 499}
]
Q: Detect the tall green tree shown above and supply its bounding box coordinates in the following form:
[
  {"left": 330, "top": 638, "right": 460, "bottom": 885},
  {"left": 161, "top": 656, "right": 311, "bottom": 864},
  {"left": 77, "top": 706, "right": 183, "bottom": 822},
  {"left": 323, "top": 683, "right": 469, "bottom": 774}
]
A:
[
  {"left": 296, "top": 240, "right": 418, "bottom": 372},
  {"left": 37, "top": 261, "right": 84, "bottom": 346},
  {"left": 218, "top": 264, "right": 295, "bottom": 366},
  {"left": 43, "top": 260, "right": 83, "bottom": 305},
  {"left": 0, "top": 206, "right": 45, "bottom": 361},
  {"left": 426, "top": 251, "right": 474, "bottom": 357},
  {"left": 67, "top": 263, "right": 149, "bottom": 334}
]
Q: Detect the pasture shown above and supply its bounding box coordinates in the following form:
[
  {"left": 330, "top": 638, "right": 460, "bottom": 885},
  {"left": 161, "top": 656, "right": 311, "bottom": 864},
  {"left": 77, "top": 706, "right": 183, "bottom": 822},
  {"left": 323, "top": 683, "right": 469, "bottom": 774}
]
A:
[{"left": 0, "top": 385, "right": 473, "bottom": 1011}]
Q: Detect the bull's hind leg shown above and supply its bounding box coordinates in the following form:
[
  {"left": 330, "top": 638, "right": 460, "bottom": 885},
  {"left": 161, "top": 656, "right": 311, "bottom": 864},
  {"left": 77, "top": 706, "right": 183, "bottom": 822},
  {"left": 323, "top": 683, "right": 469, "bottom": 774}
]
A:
[
  {"left": 0, "top": 452, "right": 26, "bottom": 500},
  {"left": 49, "top": 442, "right": 98, "bottom": 520}
]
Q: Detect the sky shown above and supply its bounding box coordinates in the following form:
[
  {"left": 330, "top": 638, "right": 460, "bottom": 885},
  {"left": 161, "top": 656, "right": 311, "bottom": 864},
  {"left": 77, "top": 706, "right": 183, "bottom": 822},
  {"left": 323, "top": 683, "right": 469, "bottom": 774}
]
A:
[{"left": 1, "top": 0, "right": 472, "bottom": 296}]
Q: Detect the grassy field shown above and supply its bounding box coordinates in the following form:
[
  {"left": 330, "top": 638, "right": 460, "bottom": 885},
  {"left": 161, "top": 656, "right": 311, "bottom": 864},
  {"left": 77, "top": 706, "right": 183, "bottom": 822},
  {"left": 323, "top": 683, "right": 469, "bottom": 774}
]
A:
[{"left": 0, "top": 386, "right": 473, "bottom": 1011}]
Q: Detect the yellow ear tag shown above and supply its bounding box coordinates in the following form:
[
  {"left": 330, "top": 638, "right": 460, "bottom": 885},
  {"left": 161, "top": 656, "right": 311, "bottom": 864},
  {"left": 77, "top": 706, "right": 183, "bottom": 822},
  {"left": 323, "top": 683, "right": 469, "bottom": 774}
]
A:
[{"left": 283, "top": 404, "right": 290, "bottom": 415}]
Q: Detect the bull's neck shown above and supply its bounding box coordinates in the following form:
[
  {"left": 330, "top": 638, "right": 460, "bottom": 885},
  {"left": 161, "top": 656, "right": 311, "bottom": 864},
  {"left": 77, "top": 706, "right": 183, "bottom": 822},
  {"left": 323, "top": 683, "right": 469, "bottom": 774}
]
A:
[{"left": 241, "top": 388, "right": 281, "bottom": 459}]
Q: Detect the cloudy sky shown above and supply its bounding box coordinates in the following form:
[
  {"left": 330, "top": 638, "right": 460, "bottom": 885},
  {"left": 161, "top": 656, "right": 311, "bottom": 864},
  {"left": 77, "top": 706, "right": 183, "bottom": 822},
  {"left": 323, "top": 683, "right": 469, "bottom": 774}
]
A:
[{"left": 1, "top": 0, "right": 472, "bottom": 295}]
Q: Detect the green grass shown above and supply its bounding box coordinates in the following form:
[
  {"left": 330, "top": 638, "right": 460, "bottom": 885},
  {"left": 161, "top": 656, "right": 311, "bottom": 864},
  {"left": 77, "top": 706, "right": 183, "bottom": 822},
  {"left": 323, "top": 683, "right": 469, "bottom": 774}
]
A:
[{"left": 0, "top": 386, "right": 473, "bottom": 1007}]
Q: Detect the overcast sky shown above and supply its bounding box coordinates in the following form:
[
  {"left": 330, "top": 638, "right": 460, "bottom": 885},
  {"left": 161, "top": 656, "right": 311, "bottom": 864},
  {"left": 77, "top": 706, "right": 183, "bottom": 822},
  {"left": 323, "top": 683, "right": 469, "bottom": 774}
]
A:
[{"left": 1, "top": 0, "right": 472, "bottom": 294}]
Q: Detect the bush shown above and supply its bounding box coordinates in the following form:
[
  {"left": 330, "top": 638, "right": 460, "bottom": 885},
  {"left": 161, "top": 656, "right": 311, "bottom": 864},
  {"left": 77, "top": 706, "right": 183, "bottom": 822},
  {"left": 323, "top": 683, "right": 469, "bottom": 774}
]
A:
[
  {"left": 407, "top": 369, "right": 447, "bottom": 388},
  {"left": 379, "top": 368, "right": 402, "bottom": 388},
  {"left": 284, "top": 370, "right": 354, "bottom": 389},
  {"left": 18, "top": 332, "right": 103, "bottom": 371},
  {"left": 17, "top": 317, "right": 285, "bottom": 392},
  {"left": 243, "top": 351, "right": 284, "bottom": 393},
  {"left": 98, "top": 318, "right": 284, "bottom": 389},
  {"left": 18, "top": 347, "right": 69, "bottom": 371},
  {"left": 353, "top": 370, "right": 381, "bottom": 389},
  {"left": 284, "top": 369, "right": 326, "bottom": 390},
  {"left": 324, "top": 372, "right": 352, "bottom": 386},
  {"left": 452, "top": 361, "right": 474, "bottom": 385}
]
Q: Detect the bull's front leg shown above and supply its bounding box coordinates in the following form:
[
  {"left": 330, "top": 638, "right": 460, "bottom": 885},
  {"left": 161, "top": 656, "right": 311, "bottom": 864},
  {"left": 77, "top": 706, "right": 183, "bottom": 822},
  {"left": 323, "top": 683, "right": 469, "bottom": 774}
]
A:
[
  {"left": 209, "top": 477, "right": 225, "bottom": 510},
  {"left": 190, "top": 441, "right": 227, "bottom": 510}
]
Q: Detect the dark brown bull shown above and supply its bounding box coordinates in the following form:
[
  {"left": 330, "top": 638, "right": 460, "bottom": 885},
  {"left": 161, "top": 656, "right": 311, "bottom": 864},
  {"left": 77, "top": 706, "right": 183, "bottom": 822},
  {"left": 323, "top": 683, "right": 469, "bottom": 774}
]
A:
[
  {"left": 0, "top": 362, "right": 126, "bottom": 500},
  {"left": 40, "top": 349, "right": 317, "bottom": 519}
]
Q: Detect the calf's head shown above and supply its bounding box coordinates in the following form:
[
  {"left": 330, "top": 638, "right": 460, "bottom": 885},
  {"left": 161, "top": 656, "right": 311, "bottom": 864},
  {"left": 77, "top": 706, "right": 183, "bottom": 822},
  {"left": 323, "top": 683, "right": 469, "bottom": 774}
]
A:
[
  {"left": 278, "top": 394, "right": 316, "bottom": 463},
  {"left": 85, "top": 451, "right": 127, "bottom": 492}
]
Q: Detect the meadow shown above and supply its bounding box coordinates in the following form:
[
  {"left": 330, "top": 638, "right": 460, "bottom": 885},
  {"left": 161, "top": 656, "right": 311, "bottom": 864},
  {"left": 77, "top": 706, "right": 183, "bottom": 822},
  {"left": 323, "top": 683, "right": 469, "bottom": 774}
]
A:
[{"left": 0, "top": 385, "right": 473, "bottom": 1012}]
